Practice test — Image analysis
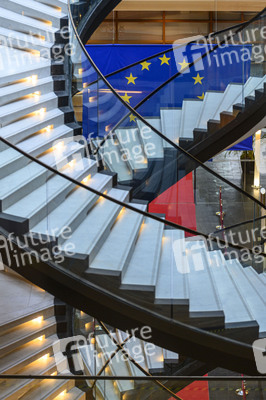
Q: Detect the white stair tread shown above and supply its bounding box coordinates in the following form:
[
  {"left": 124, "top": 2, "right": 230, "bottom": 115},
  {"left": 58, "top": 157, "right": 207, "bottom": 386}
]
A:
[
  {"left": 122, "top": 217, "right": 164, "bottom": 289},
  {"left": 0, "top": 108, "right": 64, "bottom": 141},
  {"left": 5, "top": 157, "right": 95, "bottom": 221},
  {"left": 0, "top": 45, "right": 50, "bottom": 78},
  {"left": 0, "top": 333, "right": 58, "bottom": 374},
  {"left": 180, "top": 99, "right": 203, "bottom": 138},
  {"left": 99, "top": 138, "right": 133, "bottom": 182},
  {"left": 89, "top": 203, "right": 146, "bottom": 274},
  {"left": 0, "top": 26, "right": 53, "bottom": 48},
  {"left": 2, "top": 0, "right": 67, "bottom": 20},
  {"left": 226, "top": 259, "right": 266, "bottom": 334},
  {"left": 116, "top": 128, "right": 148, "bottom": 170},
  {"left": 0, "top": 7, "right": 58, "bottom": 36},
  {"left": 145, "top": 344, "right": 164, "bottom": 371},
  {"left": 119, "top": 331, "right": 147, "bottom": 374},
  {"left": 97, "top": 335, "right": 134, "bottom": 392},
  {"left": 243, "top": 267, "right": 266, "bottom": 297},
  {"left": 212, "top": 83, "right": 243, "bottom": 120},
  {"left": 160, "top": 108, "right": 181, "bottom": 146},
  {"left": 0, "top": 92, "right": 57, "bottom": 119},
  {"left": 137, "top": 118, "right": 164, "bottom": 158},
  {"left": 156, "top": 229, "right": 188, "bottom": 303},
  {"left": 31, "top": 172, "right": 112, "bottom": 238},
  {"left": 60, "top": 188, "right": 129, "bottom": 256},
  {"left": 196, "top": 91, "right": 224, "bottom": 129},
  {"left": 185, "top": 241, "right": 222, "bottom": 315},
  {"left": 163, "top": 349, "right": 179, "bottom": 363},
  {"left": 207, "top": 251, "right": 254, "bottom": 326}
]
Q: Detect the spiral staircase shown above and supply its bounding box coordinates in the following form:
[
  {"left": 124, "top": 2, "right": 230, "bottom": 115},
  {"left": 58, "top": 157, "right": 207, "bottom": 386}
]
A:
[{"left": 0, "top": 0, "right": 265, "bottom": 383}]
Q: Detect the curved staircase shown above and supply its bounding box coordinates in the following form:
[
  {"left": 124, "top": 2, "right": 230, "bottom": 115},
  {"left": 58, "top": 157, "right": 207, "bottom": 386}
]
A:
[
  {"left": 0, "top": 0, "right": 265, "bottom": 376},
  {"left": 0, "top": 268, "right": 85, "bottom": 400}
]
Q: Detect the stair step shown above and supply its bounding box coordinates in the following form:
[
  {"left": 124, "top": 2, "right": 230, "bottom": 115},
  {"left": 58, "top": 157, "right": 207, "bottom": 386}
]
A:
[
  {"left": 0, "top": 141, "right": 84, "bottom": 211},
  {"left": 145, "top": 344, "right": 164, "bottom": 373},
  {"left": 19, "top": 374, "right": 75, "bottom": 400},
  {"left": 121, "top": 217, "right": 164, "bottom": 290},
  {"left": 163, "top": 349, "right": 179, "bottom": 364},
  {"left": 118, "top": 331, "right": 148, "bottom": 374},
  {"left": 0, "top": 0, "right": 67, "bottom": 29},
  {"left": 180, "top": 99, "right": 203, "bottom": 138},
  {"left": 0, "top": 27, "right": 53, "bottom": 59},
  {"left": 97, "top": 335, "right": 134, "bottom": 392},
  {"left": 31, "top": 172, "right": 114, "bottom": 244},
  {"left": 116, "top": 128, "right": 147, "bottom": 170},
  {"left": 0, "top": 334, "right": 58, "bottom": 374},
  {"left": 0, "top": 76, "right": 54, "bottom": 106},
  {"left": 97, "top": 138, "right": 133, "bottom": 182},
  {"left": 244, "top": 267, "right": 266, "bottom": 295},
  {"left": 155, "top": 229, "right": 188, "bottom": 304},
  {"left": 88, "top": 203, "right": 146, "bottom": 275},
  {"left": 196, "top": 91, "right": 224, "bottom": 129},
  {"left": 207, "top": 251, "right": 255, "bottom": 328},
  {"left": 185, "top": 241, "right": 223, "bottom": 318},
  {"left": 0, "top": 108, "right": 64, "bottom": 145},
  {"left": 0, "top": 92, "right": 58, "bottom": 127},
  {"left": 137, "top": 118, "right": 164, "bottom": 159},
  {"left": 53, "top": 387, "right": 86, "bottom": 400},
  {"left": 34, "top": 0, "right": 68, "bottom": 14},
  {"left": 60, "top": 188, "right": 130, "bottom": 266},
  {"left": 0, "top": 7, "right": 58, "bottom": 41},
  {"left": 0, "top": 125, "right": 74, "bottom": 178},
  {"left": 5, "top": 157, "right": 96, "bottom": 229},
  {"left": 226, "top": 259, "right": 266, "bottom": 335},
  {"left": 160, "top": 108, "right": 181, "bottom": 147},
  {"left": 0, "top": 46, "right": 51, "bottom": 85},
  {"left": 0, "top": 304, "right": 54, "bottom": 334},
  {"left": 0, "top": 352, "right": 65, "bottom": 400},
  {"left": 0, "top": 316, "right": 57, "bottom": 356}
]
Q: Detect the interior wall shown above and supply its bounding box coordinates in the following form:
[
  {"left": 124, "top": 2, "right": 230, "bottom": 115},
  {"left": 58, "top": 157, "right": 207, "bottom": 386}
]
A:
[{"left": 88, "top": 10, "right": 259, "bottom": 44}]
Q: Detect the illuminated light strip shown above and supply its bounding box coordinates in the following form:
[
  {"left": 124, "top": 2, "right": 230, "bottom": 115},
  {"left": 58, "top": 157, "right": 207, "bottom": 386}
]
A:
[{"left": 32, "top": 316, "right": 43, "bottom": 323}]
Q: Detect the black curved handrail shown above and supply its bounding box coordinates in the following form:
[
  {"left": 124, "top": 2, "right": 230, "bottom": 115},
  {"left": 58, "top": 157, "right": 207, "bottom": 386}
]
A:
[
  {"left": 0, "top": 134, "right": 264, "bottom": 256},
  {"left": 0, "top": 224, "right": 262, "bottom": 376},
  {"left": 68, "top": 0, "right": 266, "bottom": 211}
]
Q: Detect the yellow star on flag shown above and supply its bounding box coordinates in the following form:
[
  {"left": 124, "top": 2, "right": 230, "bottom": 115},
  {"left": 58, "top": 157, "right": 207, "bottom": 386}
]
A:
[
  {"left": 140, "top": 61, "right": 151, "bottom": 71},
  {"left": 121, "top": 92, "right": 132, "bottom": 103},
  {"left": 193, "top": 73, "right": 204, "bottom": 85},
  {"left": 129, "top": 114, "right": 137, "bottom": 122},
  {"left": 197, "top": 92, "right": 205, "bottom": 100},
  {"left": 158, "top": 54, "right": 170, "bottom": 65},
  {"left": 126, "top": 73, "right": 138, "bottom": 85},
  {"left": 178, "top": 59, "right": 190, "bottom": 71}
]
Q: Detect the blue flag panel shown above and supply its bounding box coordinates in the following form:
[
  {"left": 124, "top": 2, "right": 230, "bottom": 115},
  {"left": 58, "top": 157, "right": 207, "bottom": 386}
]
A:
[{"left": 83, "top": 44, "right": 253, "bottom": 150}]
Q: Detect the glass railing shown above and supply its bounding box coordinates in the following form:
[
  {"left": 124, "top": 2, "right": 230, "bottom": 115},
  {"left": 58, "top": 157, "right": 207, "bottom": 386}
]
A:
[
  {"left": 68, "top": 0, "right": 266, "bottom": 235},
  {"left": 1, "top": 376, "right": 265, "bottom": 400},
  {"left": 0, "top": 134, "right": 265, "bottom": 368},
  {"left": 77, "top": 8, "right": 265, "bottom": 158},
  {"left": 0, "top": 0, "right": 265, "bottom": 383}
]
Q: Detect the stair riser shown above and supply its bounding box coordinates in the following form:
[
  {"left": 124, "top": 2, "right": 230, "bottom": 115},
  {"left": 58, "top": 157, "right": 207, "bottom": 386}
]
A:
[
  {"left": 0, "top": 305, "right": 54, "bottom": 334},
  {"left": 0, "top": 1, "right": 64, "bottom": 29},
  {"left": 0, "top": 97, "right": 58, "bottom": 128},
  {"left": 0, "top": 113, "right": 65, "bottom": 147},
  {"left": 0, "top": 323, "right": 57, "bottom": 357},
  {"left": 0, "top": 80, "right": 54, "bottom": 106},
  {"left": 0, "top": 65, "right": 51, "bottom": 86}
]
